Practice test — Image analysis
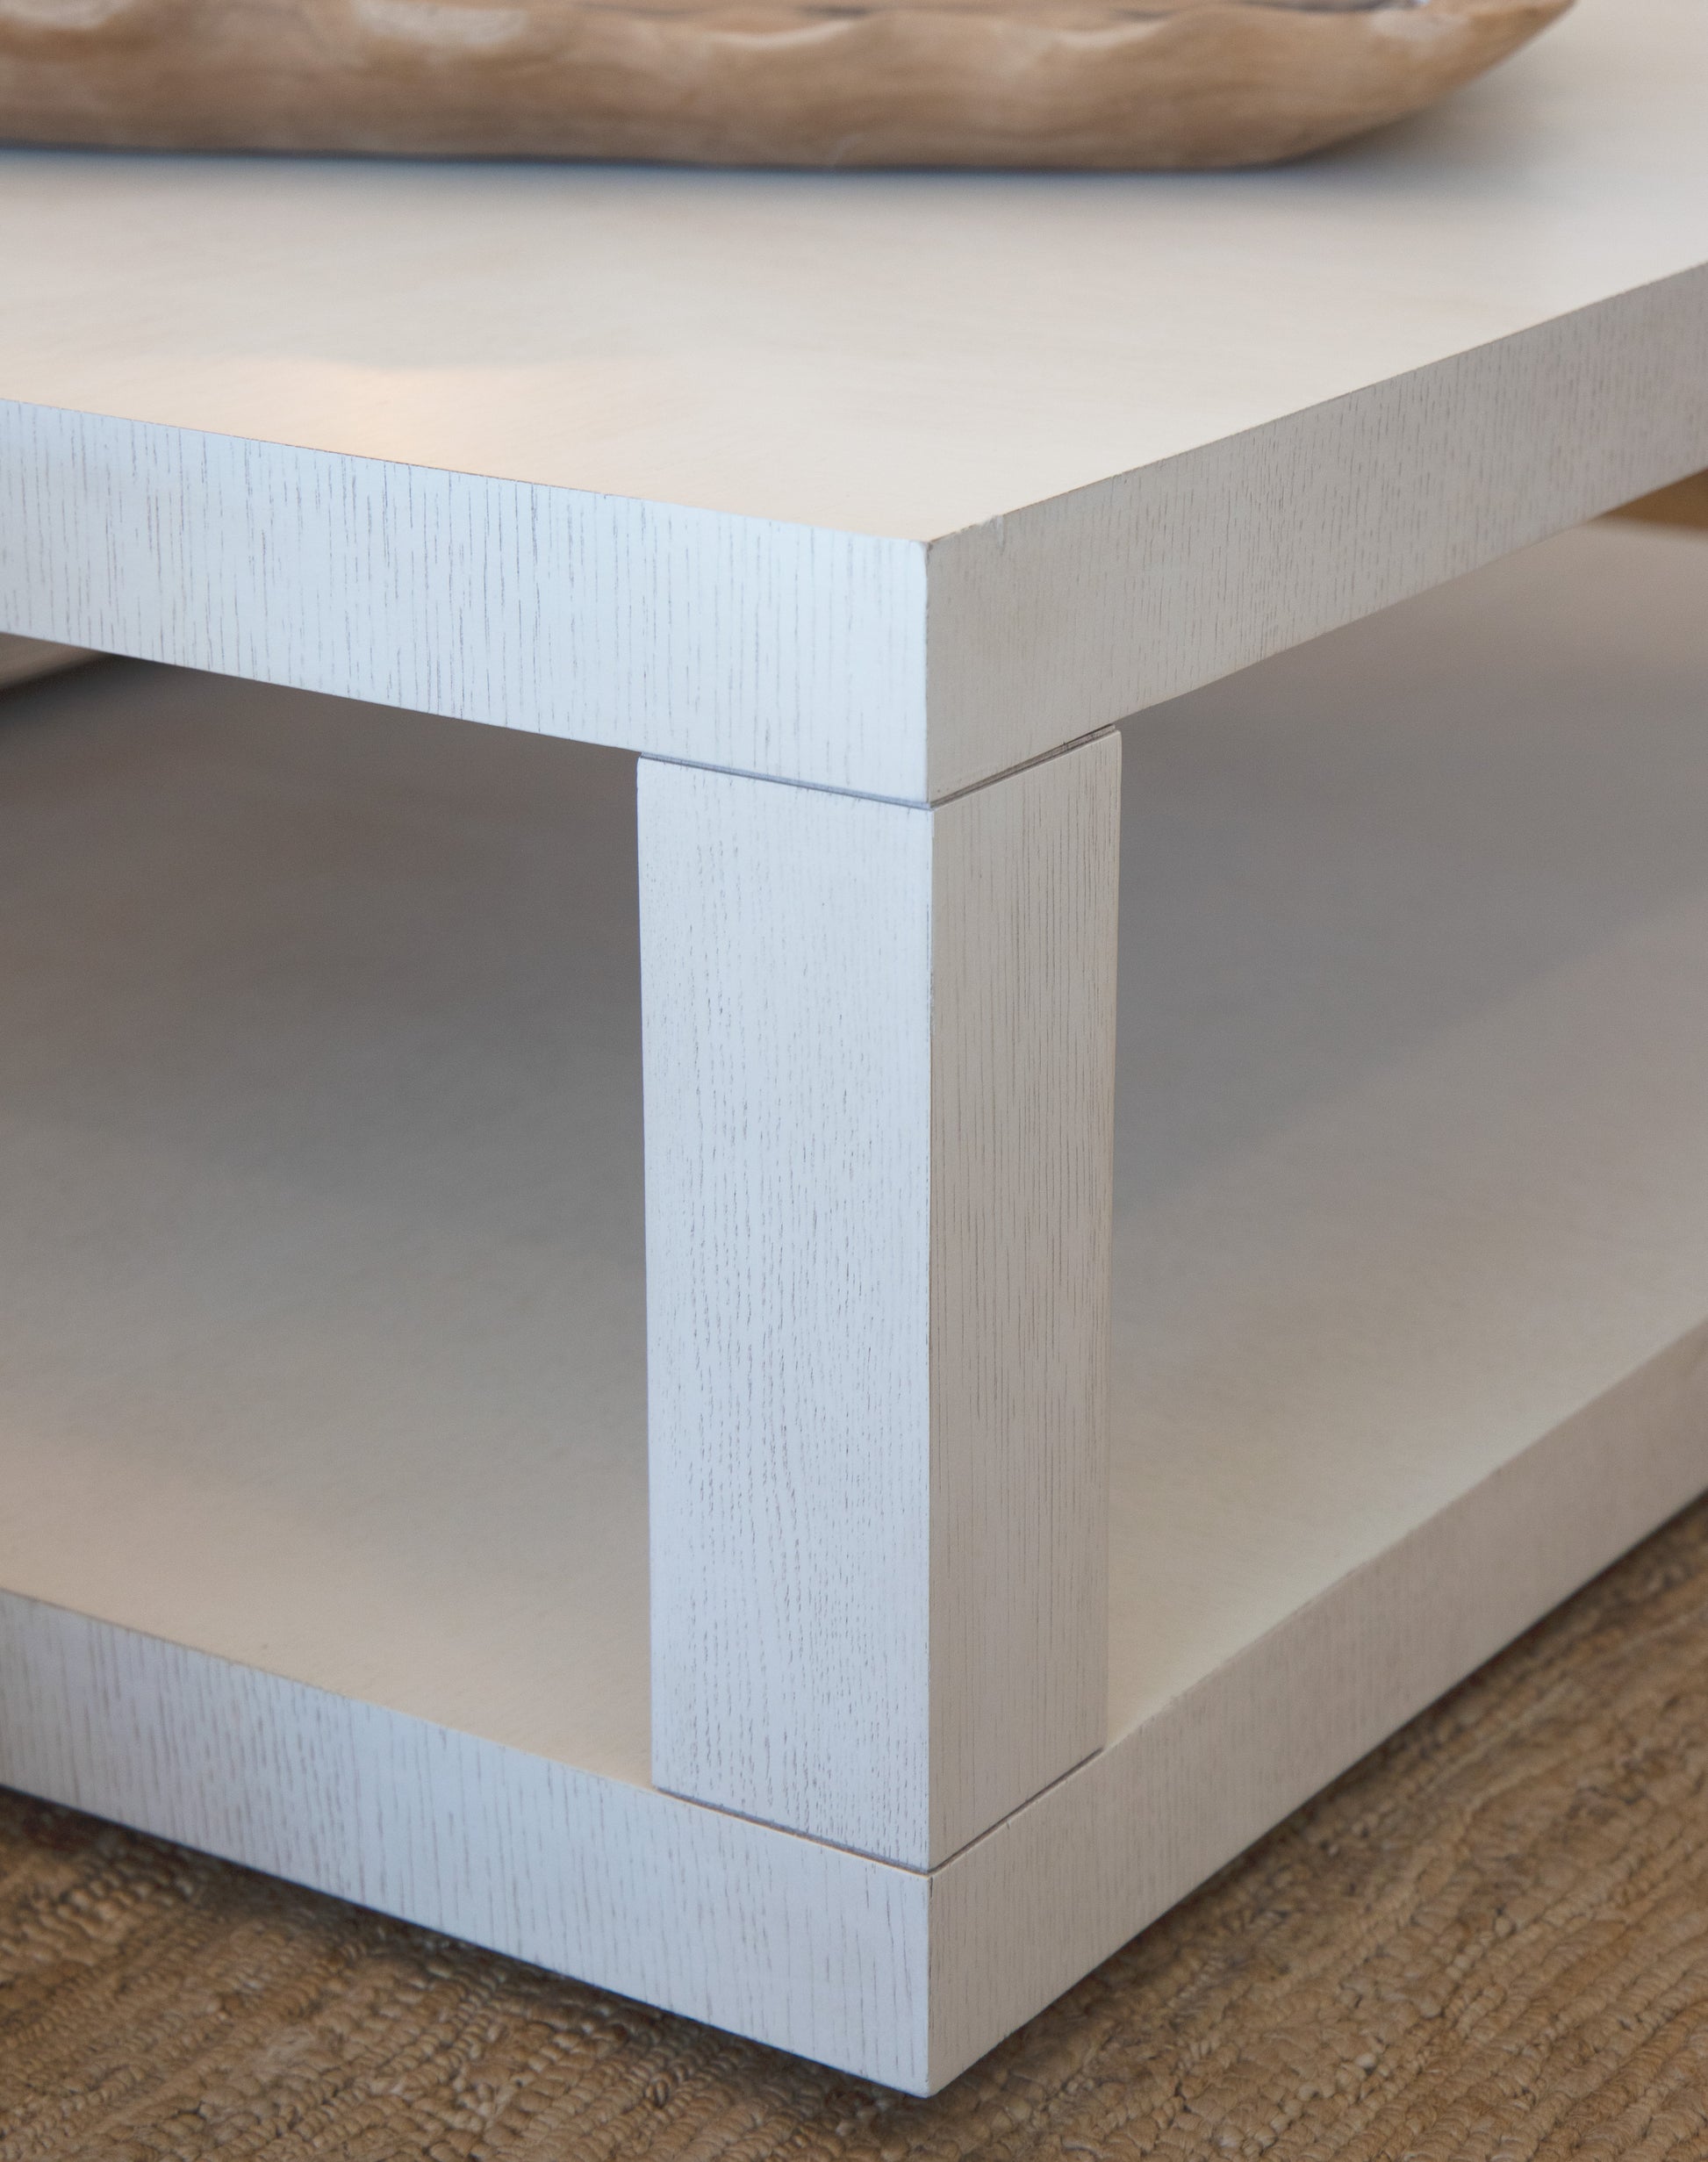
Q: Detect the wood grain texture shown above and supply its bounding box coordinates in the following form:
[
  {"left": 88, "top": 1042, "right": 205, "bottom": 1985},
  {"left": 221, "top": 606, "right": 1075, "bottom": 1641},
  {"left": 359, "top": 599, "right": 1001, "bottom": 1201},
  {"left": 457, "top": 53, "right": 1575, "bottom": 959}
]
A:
[
  {"left": 0, "top": 1589, "right": 936, "bottom": 2092},
  {"left": 922, "top": 514, "right": 1708, "bottom": 2087},
  {"left": 2, "top": 0, "right": 1706, "bottom": 792},
  {"left": 6, "top": 8, "right": 1707, "bottom": 549},
  {"left": 4, "top": 1300, "right": 1702, "bottom": 2097},
  {"left": 0, "top": 399, "right": 929, "bottom": 796},
  {"left": 931, "top": 1324, "right": 1708, "bottom": 2086},
  {"left": 922, "top": 266, "right": 1708, "bottom": 797},
  {"left": 4, "top": 0, "right": 1704, "bottom": 550},
  {"left": 6, "top": 528, "right": 1708, "bottom": 2092},
  {"left": 928, "top": 745, "right": 1117, "bottom": 1858},
  {"left": 640, "top": 737, "right": 1119, "bottom": 1870},
  {"left": 641, "top": 761, "right": 934, "bottom": 1865},
  {"left": 5, "top": 273, "right": 1704, "bottom": 801},
  {"left": 0, "top": 0, "right": 1569, "bottom": 170},
  {"left": 10, "top": 1487, "right": 1708, "bottom": 2155}
]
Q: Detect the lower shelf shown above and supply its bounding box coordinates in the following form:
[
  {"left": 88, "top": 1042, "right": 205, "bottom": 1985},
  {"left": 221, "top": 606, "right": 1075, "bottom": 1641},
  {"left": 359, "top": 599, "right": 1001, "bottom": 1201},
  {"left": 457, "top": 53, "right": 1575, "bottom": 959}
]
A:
[{"left": 4, "top": 521, "right": 1708, "bottom": 2093}]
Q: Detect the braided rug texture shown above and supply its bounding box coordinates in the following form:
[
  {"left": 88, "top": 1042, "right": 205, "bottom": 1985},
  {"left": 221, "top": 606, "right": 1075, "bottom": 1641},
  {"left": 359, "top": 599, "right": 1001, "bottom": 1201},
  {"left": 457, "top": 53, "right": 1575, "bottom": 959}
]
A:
[{"left": 5, "top": 1487, "right": 1708, "bottom": 2159}]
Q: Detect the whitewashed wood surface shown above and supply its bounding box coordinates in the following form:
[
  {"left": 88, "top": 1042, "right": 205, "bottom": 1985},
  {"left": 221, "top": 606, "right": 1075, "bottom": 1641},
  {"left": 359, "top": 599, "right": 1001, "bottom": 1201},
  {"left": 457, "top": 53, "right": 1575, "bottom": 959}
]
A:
[
  {"left": 4, "top": 524, "right": 1708, "bottom": 2086},
  {"left": 0, "top": 1590, "right": 937, "bottom": 2086},
  {"left": 641, "top": 740, "right": 1118, "bottom": 1867},
  {"left": 0, "top": 405, "right": 929, "bottom": 795},
  {"left": 2, "top": 0, "right": 1706, "bottom": 793}
]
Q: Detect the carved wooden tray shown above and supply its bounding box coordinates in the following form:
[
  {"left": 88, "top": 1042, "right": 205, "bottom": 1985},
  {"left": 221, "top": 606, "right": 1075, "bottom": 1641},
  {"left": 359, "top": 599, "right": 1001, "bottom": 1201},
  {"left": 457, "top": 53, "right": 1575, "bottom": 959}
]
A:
[{"left": 0, "top": 0, "right": 1570, "bottom": 169}]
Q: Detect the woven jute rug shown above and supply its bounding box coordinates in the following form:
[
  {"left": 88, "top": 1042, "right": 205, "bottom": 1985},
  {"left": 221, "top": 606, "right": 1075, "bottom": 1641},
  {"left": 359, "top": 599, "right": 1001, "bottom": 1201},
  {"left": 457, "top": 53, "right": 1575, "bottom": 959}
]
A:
[{"left": 6, "top": 1489, "right": 1708, "bottom": 2158}]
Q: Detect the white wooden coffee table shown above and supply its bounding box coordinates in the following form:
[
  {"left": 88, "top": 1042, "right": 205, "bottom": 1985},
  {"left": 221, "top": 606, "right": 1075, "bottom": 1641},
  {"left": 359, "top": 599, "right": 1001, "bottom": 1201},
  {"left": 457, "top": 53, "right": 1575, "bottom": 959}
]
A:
[{"left": 3, "top": 0, "right": 1707, "bottom": 2094}]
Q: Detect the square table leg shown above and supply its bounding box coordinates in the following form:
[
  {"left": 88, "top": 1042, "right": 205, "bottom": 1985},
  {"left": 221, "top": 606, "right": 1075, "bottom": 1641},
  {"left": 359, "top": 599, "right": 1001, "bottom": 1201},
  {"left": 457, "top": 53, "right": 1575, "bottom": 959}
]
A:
[{"left": 638, "top": 734, "right": 1121, "bottom": 1870}]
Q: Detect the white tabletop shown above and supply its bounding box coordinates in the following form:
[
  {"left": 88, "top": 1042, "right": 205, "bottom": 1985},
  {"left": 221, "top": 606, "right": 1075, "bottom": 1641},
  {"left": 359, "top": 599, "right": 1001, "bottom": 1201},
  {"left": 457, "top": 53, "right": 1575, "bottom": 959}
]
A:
[
  {"left": 3, "top": 0, "right": 1706, "bottom": 794},
  {"left": 1, "top": 0, "right": 1702, "bottom": 540}
]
